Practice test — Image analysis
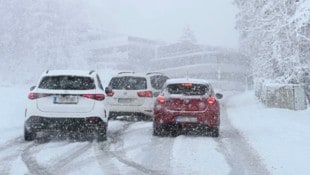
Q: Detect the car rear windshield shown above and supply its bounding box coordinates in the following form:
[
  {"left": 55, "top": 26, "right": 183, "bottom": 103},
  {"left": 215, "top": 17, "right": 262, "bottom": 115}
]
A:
[
  {"left": 150, "top": 75, "right": 169, "bottom": 90},
  {"left": 38, "top": 76, "right": 95, "bottom": 90},
  {"left": 167, "top": 83, "right": 209, "bottom": 95},
  {"left": 109, "top": 76, "right": 147, "bottom": 90}
]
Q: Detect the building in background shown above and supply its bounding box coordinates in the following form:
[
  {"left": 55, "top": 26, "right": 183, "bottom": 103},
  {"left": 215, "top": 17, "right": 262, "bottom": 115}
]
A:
[
  {"left": 82, "top": 32, "right": 250, "bottom": 91},
  {"left": 150, "top": 42, "right": 250, "bottom": 91},
  {"left": 84, "top": 35, "right": 160, "bottom": 72}
]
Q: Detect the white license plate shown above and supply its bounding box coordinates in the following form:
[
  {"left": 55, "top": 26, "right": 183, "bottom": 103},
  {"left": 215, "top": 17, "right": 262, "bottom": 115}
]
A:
[
  {"left": 118, "top": 98, "right": 133, "bottom": 103},
  {"left": 176, "top": 116, "right": 197, "bottom": 123},
  {"left": 54, "top": 96, "right": 78, "bottom": 104}
]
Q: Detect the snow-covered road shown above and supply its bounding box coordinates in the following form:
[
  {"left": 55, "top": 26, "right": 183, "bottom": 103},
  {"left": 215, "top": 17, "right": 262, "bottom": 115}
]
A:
[{"left": 0, "top": 87, "right": 270, "bottom": 175}]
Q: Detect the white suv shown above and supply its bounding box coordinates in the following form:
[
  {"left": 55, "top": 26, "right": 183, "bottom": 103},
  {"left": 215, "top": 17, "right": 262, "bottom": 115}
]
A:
[
  {"left": 106, "top": 72, "right": 169, "bottom": 120},
  {"left": 24, "top": 70, "right": 109, "bottom": 141}
]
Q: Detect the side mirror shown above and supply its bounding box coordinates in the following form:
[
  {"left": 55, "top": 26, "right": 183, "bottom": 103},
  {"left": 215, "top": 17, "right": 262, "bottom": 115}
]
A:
[
  {"left": 30, "top": 86, "right": 36, "bottom": 91},
  {"left": 105, "top": 86, "right": 114, "bottom": 97},
  {"left": 215, "top": 93, "right": 223, "bottom": 99}
]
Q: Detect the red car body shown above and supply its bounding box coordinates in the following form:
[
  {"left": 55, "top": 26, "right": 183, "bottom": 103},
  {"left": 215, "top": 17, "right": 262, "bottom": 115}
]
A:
[{"left": 153, "top": 78, "right": 222, "bottom": 137}]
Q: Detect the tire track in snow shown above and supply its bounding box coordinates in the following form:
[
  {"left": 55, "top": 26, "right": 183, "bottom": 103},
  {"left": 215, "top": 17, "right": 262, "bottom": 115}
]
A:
[
  {"left": 0, "top": 136, "right": 34, "bottom": 175},
  {"left": 47, "top": 142, "right": 92, "bottom": 174},
  {"left": 94, "top": 121, "right": 136, "bottom": 174},
  {"left": 96, "top": 121, "right": 165, "bottom": 175},
  {"left": 142, "top": 136, "right": 175, "bottom": 175},
  {"left": 0, "top": 136, "right": 24, "bottom": 152},
  {"left": 21, "top": 140, "right": 92, "bottom": 175},
  {"left": 93, "top": 141, "right": 121, "bottom": 175},
  {"left": 21, "top": 143, "right": 50, "bottom": 175},
  {"left": 216, "top": 105, "right": 270, "bottom": 175}
]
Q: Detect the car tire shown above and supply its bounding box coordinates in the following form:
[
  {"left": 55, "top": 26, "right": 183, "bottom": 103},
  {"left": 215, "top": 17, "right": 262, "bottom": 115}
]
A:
[
  {"left": 24, "top": 127, "right": 35, "bottom": 141},
  {"left": 108, "top": 113, "right": 117, "bottom": 120},
  {"left": 210, "top": 127, "right": 219, "bottom": 137},
  {"left": 169, "top": 128, "right": 179, "bottom": 137},
  {"left": 153, "top": 126, "right": 164, "bottom": 137},
  {"left": 153, "top": 128, "right": 160, "bottom": 136},
  {"left": 97, "top": 127, "right": 107, "bottom": 142}
]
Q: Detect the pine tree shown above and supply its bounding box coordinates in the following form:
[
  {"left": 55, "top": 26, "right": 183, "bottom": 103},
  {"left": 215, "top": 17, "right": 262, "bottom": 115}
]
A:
[{"left": 179, "top": 25, "right": 197, "bottom": 44}]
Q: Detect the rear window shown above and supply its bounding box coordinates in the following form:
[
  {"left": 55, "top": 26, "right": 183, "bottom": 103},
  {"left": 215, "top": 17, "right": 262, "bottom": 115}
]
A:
[
  {"left": 38, "top": 76, "right": 95, "bottom": 90},
  {"left": 109, "top": 76, "right": 147, "bottom": 90},
  {"left": 167, "top": 83, "right": 209, "bottom": 95},
  {"left": 150, "top": 75, "right": 169, "bottom": 90}
]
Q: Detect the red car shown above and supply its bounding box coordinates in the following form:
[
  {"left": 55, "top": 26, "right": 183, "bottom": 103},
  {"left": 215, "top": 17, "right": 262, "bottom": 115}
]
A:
[{"left": 153, "top": 78, "right": 223, "bottom": 137}]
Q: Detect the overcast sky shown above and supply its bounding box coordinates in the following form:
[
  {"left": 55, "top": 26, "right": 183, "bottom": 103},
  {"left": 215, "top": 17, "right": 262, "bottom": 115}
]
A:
[{"left": 85, "top": 0, "right": 239, "bottom": 49}]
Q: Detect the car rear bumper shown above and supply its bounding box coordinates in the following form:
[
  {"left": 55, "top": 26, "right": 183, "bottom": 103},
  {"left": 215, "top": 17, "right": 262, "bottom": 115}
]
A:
[
  {"left": 109, "top": 105, "right": 153, "bottom": 117},
  {"left": 153, "top": 110, "right": 220, "bottom": 128},
  {"left": 108, "top": 111, "right": 153, "bottom": 120},
  {"left": 25, "top": 106, "right": 108, "bottom": 123},
  {"left": 25, "top": 116, "right": 107, "bottom": 133}
]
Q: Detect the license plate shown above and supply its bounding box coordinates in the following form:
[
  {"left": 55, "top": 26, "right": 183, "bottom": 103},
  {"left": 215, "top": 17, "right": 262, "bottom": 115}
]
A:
[
  {"left": 54, "top": 96, "right": 78, "bottom": 104},
  {"left": 118, "top": 98, "right": 133, "bottom": 103},
  {"left": 176, "top": 116, "right": 197, "bottom": 123}
]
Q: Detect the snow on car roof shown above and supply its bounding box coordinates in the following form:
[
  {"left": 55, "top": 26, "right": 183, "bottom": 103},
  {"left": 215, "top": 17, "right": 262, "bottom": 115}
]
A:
[
  {"left": 114, "top": 72, "right": 147, "bottom": 78},
  {"left": 41, "top": 70, "right": 95, "bottom": 77},
  {"left": 165, "top": 78, "right": 210, "bottom": 85}
]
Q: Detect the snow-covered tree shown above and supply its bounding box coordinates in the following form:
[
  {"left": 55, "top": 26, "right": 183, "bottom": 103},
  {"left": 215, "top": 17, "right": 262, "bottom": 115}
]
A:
[
  {"left": 0, "top": 0, "right": 101, "bottom": 85},
  {"left": 179, "top": 25, "right": 197, "bottom": 44},
  {"left": 234, "top": 0, "right": 310, "bottom": 84}
]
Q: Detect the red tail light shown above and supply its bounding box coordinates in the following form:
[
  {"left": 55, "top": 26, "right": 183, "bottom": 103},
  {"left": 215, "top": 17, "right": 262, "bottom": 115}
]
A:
[
  {"left": 182, "top": 83, "right": 193, "bottom": 87},
  {"left": 106, "top": 92, "right": 114, "bottom": 97},
  {"left": 82, "top": 94, "right": 105, "bottom": 101},
  {"left": 157, "top": 95, "right": 165, "bottom": 104},
  {"left": 28, "top": 93, "right": 51, "bottom": 100},
  {"left": 86, "top": 117, "right": 102, "bottom": 122},
  {"left": 137, "top": 91, "right": 153, "bottom": 97},
  {"left": 207, "top": 97, "right": 216, "bottom": 104}
]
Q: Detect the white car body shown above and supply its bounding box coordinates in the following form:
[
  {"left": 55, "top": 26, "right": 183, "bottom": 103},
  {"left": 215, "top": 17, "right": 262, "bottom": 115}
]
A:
[
  {"left": 106, "top": 72, "right": 169, "bottom": 120},
  {"left": 24, "top": 70, "right": 109, "bottom": 141}
]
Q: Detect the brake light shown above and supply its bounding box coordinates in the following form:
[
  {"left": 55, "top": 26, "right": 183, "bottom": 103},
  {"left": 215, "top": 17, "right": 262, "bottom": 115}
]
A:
[
  {"left": 28, "top": 93, "right": 51, "bottom": 100},
  {"left": 207, "top": 97, "right": 216, "bottom": 104},
  {"left": 106, "top": 92, "right": 114, "bottom": 97},
  {"left": 86, "top": 117, "right": 101, "bottom": 122},
  {"left": 157, "top": 95, "right": 165, "bottom": 104},
  {"left": 182, "top": 83, "right": 192, "bottom": 87},
  {"left": 137, "top": 91, "right": 153, "bottom": 97},
  {"left": 82, "top": 94, "right": 105, "bottom": 101}
]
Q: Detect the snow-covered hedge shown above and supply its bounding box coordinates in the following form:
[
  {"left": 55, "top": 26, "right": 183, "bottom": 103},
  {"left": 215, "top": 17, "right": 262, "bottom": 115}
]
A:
[{"left": 255, "top": 79, "right": 307, "bottom": 110}]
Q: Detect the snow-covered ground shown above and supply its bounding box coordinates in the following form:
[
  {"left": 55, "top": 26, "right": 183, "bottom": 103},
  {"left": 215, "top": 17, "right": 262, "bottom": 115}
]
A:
[
  {"left": 226, "top": 91, "right": 310, "bottom": 175},
  {"left": 0, "top": 86, "right": 309, "bottom": 174}
]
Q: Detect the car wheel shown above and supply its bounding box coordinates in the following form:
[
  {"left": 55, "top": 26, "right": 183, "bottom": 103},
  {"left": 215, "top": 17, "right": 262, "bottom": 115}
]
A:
[
  {"left": 153, "top": 127, "right": 160, "bottom": 136},
  {"left": 153, "top": 126, "right": 165, "bottom": 137},
  {"left": 24, "top": 127, "right": 36, "bottom": 141},
  {"left": 142, "top": 115, "right": 153, "bottom": 121},
  {"left": 197, "top": 127, "right": 208, "bottom": 136},
  {"left": 97, "top": 127, "right": 107, "bottom": 142},
  {"left": 169, "top": 129, "right": 179, "bottom": 137},
  {"left": 108, "top": 113, "right": 117, "bottom": 120},
  {"left": 210, "top": 127, "right": 219, "bottom": 137}
]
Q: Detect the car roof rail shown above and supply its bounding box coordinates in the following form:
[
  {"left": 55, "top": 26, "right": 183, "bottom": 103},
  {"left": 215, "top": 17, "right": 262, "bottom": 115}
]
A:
[
  {"left": 89, "top": 70, "right": 95, "bottom": 75},
  {"left": 146, "top": 72, "right": 163, "bottom": 75},
  {"left": 118, "top": 71, "right": 135, "bottom": 74}
]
